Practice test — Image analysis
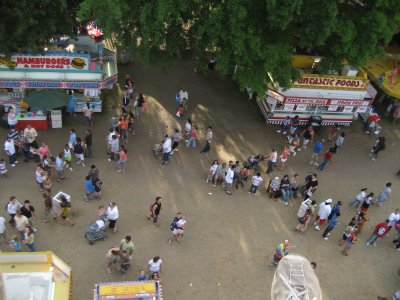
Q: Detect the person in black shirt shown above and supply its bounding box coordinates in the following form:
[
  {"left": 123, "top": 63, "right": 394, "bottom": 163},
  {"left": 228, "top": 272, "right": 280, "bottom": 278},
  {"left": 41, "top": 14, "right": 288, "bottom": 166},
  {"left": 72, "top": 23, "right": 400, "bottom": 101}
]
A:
[
  {"left": 84, "top": 129, "right": 93, "bottom": 158},
  {"left": 74, "top": 137, "right": 85, "bottom": 167},
  {"left": 20, "top": 200, "right": 36, "bottom": 231},
  {"left": 304, "top": 174, "right": 318, "bottom": 200},
  {"left": 147, "top": 197, "right": 162, "bottom": 227}
]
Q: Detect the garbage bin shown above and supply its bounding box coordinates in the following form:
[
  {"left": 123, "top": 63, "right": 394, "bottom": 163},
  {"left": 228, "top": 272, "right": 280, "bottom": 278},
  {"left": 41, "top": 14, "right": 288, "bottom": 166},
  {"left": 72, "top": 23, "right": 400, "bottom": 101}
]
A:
[
  {"left": 309, "top": 116, "right": 322, "bottom": 132},
  {"left": 51, "top": 110, "right": 62, "bottom": 128}
]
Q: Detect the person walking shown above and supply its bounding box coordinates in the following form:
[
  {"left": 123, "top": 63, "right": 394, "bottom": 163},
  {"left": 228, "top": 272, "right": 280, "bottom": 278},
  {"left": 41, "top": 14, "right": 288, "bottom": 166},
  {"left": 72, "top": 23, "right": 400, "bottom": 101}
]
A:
[
  {"left": 280, "top": 175, "right": 291, "bottom": 206},
  {"left": 148, "top": 256, "right": 163, "bottom": 277},
  {"left": 4, "top": 137, "right": 17, "bottom": 166},
  {"left": 360, "top": 192, "right": 375, "bottom": 213},
  {"left": 376, "top": 182, "right": 392, "bottom": 207},
  {"left": 54, "top": 153, "right": 66, "bottom": 182},
  {"left": 314, "top": 199, "right": 332, "bottom": 231},
  {"left": 6, "top": 196, "right": 22, "bottom": 225},
  {"left": 322, "top": 212, "right": 340, "bottom": 240},
  {"left": 84, "top": 129, "right": 93, "bottom": 158},
  {"left": 118, "top": 116, "right": 128, "bottom": 144},
  {"left": 265, "top": 148, "right": 278, "bottom": 174},
  {"left": 161, "top": 134, "right": 172, "bottom": 166},
  {"left": 74, "top": 137, "right": 85, "bottom": 167},
  {"left": 289, "top": 116, "right": 300, "bottom": 135},
  {"left": 349, "top": 188, "right": 367, "bottom": 209},
  {"left": 57, "top": 196, "right": 75, "bottom": 226},
  {"left": 107, "top": 202, "right": 119, "bottom": 233},
  {"left": 200, "top": 126, "right": 213, "bottom": 153},
  {"left": 277, "top": 146, "right": 289, "bottom": 170},
  {"left": 171, "top": 129, "right": 182, "bottom": 153},
  {"left": 327, "top": 124, "right": 340, "bottom": 141},
  {"left": 63, "top": 144, "right": 73, "bottom": 171},
  {"left": 297, "top": 198, "right": 317, "bottom": 219},
  {"left": 116, "top": 145, "right": 128, "bottom": 173},
  {"left": 328, "top": 201, "right": 342, "bottom": 221},
  {"left": 223, "top": 165, "right": 235, "bottom": 195},
  {"left": 269, "top": 240, "right": 291, "bottom": 271},
  {"left": 288, "top": 133, "right": 300, "bottom": 156},
  {"left": 185, "top": 126, "right": 197, "bottom": 148},
  {"left": 249, "top": 172, "right": 263, "bottom": 195},
  {"left": 299, "top": 125, "right": 315, "bottom": 150},
  {"left": 14, "top": 210, "right": 29, "bottom": 237},
  {"left": 370, "top": 136, "right": 386, "bottom": 161},
  {"left": 23, "top": 124, "right": 38, "bottom": 148},
  {"left": 387, "top": 209, "right": 400, "bottom": 232},
  {"left": 354, "top": 212, "right": 369, "bottom": 236},
  {"left": 332, "top": 132, "right": 345, "bottom": 153},
  {"left": 106, "top": 245, "right": 120, "bottom": 273},
  {"left": 295, "top": 208, "right": 313, "bottom": 233},
  {"left": 309, "top": 140, "right": 323, "bottom": 166},
  {"left": 68, "top": 129, "right": 77, "bottom": 150},
  {"left": 135, "top": 93, "right": 145, "bottom": 118},
  {"left": 341, "top": 228, "right": 356, "bottom": 256},
  {"left": 317, "top": 147, "right": 334, "bottom": 171},
  {"left": 42, "top": 193, "right": 52, "bottom": 223},
  {"left": 303, "top": 173, "right": 318, "bottom": 200},
  {"left": 168, "top": 212, "right": 186, "bottom": 244},
  {"left": 147, "top": 197, "right": 162, "bottom": 227},
  {"left": 276, "top": 116, "right": 291, "bottom": 135},
  {"left": 366, "top": 219, "right": 390, "bottom": 246}
]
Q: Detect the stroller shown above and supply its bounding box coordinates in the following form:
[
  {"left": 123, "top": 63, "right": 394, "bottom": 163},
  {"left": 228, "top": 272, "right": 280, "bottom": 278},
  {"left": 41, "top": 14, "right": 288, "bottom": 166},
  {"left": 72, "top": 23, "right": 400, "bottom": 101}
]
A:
[
  {"left": 153, "top": 143, "right": 162, "bottom": 159},
  {"left": 247, "top": 154, "right": 266, "bottom": 171},
  {"left": 21, "top": 143, "right": 40, "bottom": 163},
  {"left": 85, "top": 216, "right": 108, "bottom": 245}
]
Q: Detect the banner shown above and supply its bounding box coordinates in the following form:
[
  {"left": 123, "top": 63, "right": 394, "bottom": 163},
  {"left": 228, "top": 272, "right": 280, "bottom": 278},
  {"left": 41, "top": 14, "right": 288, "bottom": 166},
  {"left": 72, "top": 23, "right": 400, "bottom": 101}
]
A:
[
  {"left": 293, "top": 74, "right": 369, "bottom": 90},
  {"left": 0, "top": 55, "right": 89, "bottom": 70}
]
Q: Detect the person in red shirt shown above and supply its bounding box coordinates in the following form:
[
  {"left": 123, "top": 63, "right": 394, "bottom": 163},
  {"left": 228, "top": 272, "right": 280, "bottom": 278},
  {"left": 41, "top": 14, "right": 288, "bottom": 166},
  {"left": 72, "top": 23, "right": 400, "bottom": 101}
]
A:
[
  {"left": 317, "top": 147, "right": 334, "bottom": 171},
  {"left": 366, "top": 219, "right": 390, "bottom": 246}
]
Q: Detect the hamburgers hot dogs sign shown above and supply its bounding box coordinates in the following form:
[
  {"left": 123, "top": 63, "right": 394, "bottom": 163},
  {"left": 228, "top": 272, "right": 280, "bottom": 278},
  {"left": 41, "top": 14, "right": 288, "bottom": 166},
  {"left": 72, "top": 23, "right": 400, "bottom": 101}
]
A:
[{"left": 0, "top": 55, "right": 89, "bottom": 71}]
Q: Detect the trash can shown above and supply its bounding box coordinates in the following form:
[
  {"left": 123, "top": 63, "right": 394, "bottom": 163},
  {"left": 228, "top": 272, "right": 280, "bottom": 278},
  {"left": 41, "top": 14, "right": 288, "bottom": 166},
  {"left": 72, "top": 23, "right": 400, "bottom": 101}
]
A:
[{"left": 51, "top": 110, "right": 62, "bottom": 128}]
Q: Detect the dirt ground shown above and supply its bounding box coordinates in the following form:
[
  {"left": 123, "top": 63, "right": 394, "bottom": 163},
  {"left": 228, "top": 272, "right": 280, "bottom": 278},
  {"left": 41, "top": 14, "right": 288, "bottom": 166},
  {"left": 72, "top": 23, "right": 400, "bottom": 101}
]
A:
[{"left": 1, "top": 59, "right": 399, "bottom": 300}]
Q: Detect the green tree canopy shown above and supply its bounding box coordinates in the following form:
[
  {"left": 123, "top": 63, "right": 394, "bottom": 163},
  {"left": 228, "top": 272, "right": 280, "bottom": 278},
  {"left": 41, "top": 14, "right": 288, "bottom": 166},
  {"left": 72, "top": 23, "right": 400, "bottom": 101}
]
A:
[
  {"left": 0, "top": 0, "right": 80, "bottom": 54},
  {"left": 79, "top": 0, "right": 400, "bottom": 93}
]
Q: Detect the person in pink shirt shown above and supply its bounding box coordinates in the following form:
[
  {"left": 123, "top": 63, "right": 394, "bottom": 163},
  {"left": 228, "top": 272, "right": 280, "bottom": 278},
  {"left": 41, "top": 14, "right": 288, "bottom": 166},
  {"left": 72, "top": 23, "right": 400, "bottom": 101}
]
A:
[
  {"left": 117, "top": 145, "right": 128, "bottom": 173},
  {"left": 185, "top": 126, "right": 197, "bottom": 148},
  {"left": 38, "top": 143, "right": 51, "bottom": 159}
]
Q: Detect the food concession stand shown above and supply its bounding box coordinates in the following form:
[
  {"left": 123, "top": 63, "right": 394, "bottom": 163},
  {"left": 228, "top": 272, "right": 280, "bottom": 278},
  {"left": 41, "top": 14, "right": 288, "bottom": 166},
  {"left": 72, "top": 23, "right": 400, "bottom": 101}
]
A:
[
  {"left": 257, "top": 73, "right": 377, "bottom": 126},
  {"left": 94, "top": 280, "right": 164, "bottom": 300},
  {"left": 0, "top": 35, "right": 118, "bottom": 130}
]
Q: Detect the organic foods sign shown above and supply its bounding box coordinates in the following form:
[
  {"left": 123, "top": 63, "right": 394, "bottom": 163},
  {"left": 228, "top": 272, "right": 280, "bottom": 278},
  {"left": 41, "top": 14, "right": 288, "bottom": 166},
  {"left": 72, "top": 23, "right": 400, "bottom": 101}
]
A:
[
  {"left": 293, "top": 75, "right": 368, "bottom": 90},
  {"left": 0, "top": 55, "right": 89, "bottom": 70}
]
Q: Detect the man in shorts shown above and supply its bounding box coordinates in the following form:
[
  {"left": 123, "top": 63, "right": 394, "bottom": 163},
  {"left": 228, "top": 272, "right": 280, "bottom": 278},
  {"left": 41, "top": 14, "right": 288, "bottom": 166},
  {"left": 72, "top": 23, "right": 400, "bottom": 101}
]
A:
[{"left": 168, "top": 212, "right": 186, "bottom": 244}]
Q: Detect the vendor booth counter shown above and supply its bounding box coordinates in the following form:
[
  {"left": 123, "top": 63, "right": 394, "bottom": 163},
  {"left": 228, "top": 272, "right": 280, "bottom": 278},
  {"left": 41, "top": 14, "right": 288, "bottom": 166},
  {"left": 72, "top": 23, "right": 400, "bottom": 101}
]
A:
[{"left": 15, "top": 114, "right": 48, "bottom": 130}]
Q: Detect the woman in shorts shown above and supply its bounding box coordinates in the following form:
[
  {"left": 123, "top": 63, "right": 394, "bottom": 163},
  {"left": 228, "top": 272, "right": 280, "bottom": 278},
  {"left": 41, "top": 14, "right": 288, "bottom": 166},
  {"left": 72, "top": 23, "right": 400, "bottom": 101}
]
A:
[
  {"left": 58, "top": 196, "right": 74, "bottom": 226},
  {"left": 63, "top": 144, "right": 73, "bottom": 171}
]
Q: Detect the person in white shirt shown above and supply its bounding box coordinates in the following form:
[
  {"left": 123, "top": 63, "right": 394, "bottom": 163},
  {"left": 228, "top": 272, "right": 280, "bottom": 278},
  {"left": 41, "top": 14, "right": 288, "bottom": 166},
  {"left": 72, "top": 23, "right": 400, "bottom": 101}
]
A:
[
  {"left": 266, "top": 148, "right": 277, "bottom": 174},
  {"left": 148, "top": 256, "right": 163, "bottom": 277},
  {"left": 106, "top": 128, "right": 115, "bottom": 154},
  {"left": 6, "top": 196, "right": 22, "bottom": 225},
  {"left": 249, "top": 172, "right": 263, "bottom": 194},
  {"left": 0, "top": 215, "right": 7, "bottom": 243},
  {"left": 224, "top": 165, "right": 236, "bottom": 195},
  {"left": 206, "top": 160, "right": 219, "bottom": 183},
  {"left": 178, "top": 88, "right": 188, "bottom": 104},
  {"left": 162, "top": 135, "right": 172, "bottom": 165},
  {"left": 107, "top": 202, "right": 119, "bottom": 233},
  {"left": 349, "top": 188, "right": 367, "bottom": 209},
  {"left": 314, "top": 199, "right": 332, "bottom": 231},
  {"left": 200, "top": 126, "right": 213, "bottom": 154},
  {"left": 297, "top": 199, "right": 317, "bottom": 218},
  {"left": 388, "top": 209, "right": 400, "bottom": 231},
  {"left": 55, "top": 153, "right": 66, "bottom": 182},
  {"left": 23, "top": 124, "right": 38, "bottom": 148},
  {"left": 4, "top": 137, "right": 17, "bottom": 166}
]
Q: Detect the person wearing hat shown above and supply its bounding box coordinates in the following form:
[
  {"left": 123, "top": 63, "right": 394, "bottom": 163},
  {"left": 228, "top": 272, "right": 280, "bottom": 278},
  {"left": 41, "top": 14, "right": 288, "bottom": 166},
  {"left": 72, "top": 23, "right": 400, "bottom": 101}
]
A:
[
  {"left": 314, "top": 199, "right": 332, "bottom": 231},
  {"left": 269, "top": 240, "right": 291, "bottom": 270}
]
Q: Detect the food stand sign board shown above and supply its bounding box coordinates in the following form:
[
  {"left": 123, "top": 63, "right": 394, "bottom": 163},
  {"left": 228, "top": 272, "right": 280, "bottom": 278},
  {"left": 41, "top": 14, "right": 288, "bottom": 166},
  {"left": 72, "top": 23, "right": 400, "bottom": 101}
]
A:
[
  {"left": 284, "top": 104, "right": 295, "bottom": 111},
  {"left": 97, "top": 282, "right": 157, "bottom": 299},
  {"left": 0, "top": 55, "right": 89, "bottom": 71},
  {"left": 356, "top": 106, "right": 368, "bottom": 113},
  {"left": 295, "top": 104, "right": 307, "bottom": 111},
  {"left": 327, "top": 105, "right": 339, "bottom": 112},
  {"left": 293, "top": 74, "right": 369, "bottom": 91},
  {"left": 343, "top": 106, "right": 354, "bottom": 113}
]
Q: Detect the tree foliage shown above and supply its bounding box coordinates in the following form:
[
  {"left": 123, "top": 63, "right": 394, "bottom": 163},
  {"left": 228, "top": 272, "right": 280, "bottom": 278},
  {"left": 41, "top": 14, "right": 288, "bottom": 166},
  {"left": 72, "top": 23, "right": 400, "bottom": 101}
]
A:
[
  {"left": 79, "top": 0, "right": 400, "bottom": 93},
  {"left": 0, "top": 0, "right": 80, "bottom": 54}
]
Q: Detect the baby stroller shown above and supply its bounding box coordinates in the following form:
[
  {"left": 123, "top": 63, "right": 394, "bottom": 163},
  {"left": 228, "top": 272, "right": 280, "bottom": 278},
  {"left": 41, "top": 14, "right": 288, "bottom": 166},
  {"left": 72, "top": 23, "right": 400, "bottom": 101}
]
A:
[
  {"left": 153, "top": 143, "right": 162, "bottom": 159},
  {"left": 247, "top": 154, "right": 265, "bottom": 171},
  {"left": 85, "top": 216, "right": 108, "bottom": 245},
  {"left": 21, "top": 143, "right": 40, "bottom": 163}
]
